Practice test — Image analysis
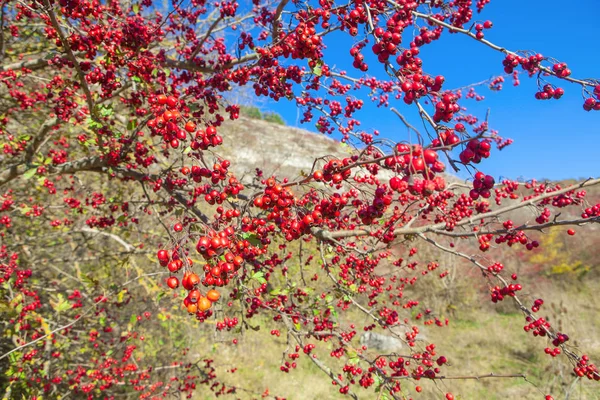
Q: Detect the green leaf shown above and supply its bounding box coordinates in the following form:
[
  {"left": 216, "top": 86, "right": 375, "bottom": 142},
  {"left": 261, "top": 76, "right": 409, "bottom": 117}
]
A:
[
  {"left": 311, "top": 59, "right": 323, "bottom": 76},
  {"left": 50, "top": 293, "right": 71, "bottom": 313},
  {"left": 373, "top": 374, "right": 385, "bottom": 392},
  {"left": 130, "top": 314, "right": 137, "bottom": 325},
  {"left": 251, "top": 271, "right": 266, "bottom": 284},
  {"left": 19, "top": 206, "right": 32, "bottom": 215},
  {"left": 22, "top": 168, "right": 37, "bottom": 180},
  {"left": 86, "top": 116, "right": 103, "bottom": 130},
  {"left": 242, "top": 232, "right": 262, "bottom": 247},
  {"left": 132, "top": 3, "right": 140, "bottom": 13},
  {"left": 127, "top": 119, "right": 137, "bottom": 130},
  {"left": 132, "top": 75, "right": 141, "bottom": 82},
  {"left": 156, "top": 292, "right": 166, "bottom": 303},
  {"left": 98, "top": 104, "right": 113, "bottom": 117}
]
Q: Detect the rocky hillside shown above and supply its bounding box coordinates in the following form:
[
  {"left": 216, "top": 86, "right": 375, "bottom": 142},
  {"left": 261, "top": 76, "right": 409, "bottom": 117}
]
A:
[{"left": 218, "top": 116, "right": 352, "bottom": 183}]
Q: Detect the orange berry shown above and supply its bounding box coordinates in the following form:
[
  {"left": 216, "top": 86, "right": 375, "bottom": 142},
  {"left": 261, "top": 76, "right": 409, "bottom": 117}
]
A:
[
  {"left": 186, "top": 303, "right": 198, "bottom": 314},
  {"left": 207, "top": 289, "right": 220, "bottom": 302},
  {"left": 198, "top": 296, "right": 212, "bottom": 311}
]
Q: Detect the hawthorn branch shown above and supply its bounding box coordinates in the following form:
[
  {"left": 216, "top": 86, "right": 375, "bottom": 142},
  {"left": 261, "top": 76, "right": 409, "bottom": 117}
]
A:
[
  {"left": 423, "top": 215, "right": 600, "bottom": 238},
  {"left": 0, "top": 297, "right": 103, "bottom": 362},
  {"left": 188, "top": 14, "right": 223, "bottom": 61},
  {"left": 77, "top": 227, "right": 136, "bottom": 252},
  {"left": 411, "top": 11, "right": 597, "bottom": 88},
  {"left": 112, "top": 167, "right": 211, "bottom": 225},
  {"left": 271, "top": 0, "right": 289, "bottom": 42},
  {"left": 416, "top": 232, "right": 600, "bottom": 380},
  {"left": 0, "top": 271, "right": 165, "bottom": 362},
  {"left": 390, "top": 372, "right": 527, "bottom": 381},
  {"left": 160, "top": 52, "right": 259, "bottom": 74},
  {"left": 24, "top": 118, "right": 59, "bottom": 163},
  {"left": 311, "top": 177, "right": 600, "bottom": 240},
  {"left": 42, "top": 0, "right": 96, "bottom": 118},
  {"left": 281, "top": 314, "right": 359, "bottom": 400},
  {"left": 0, "top": 155, "right": 104, "bottom": 187},
  {"left": 0, "top": 56, "right": 51, "bottom": 72},
  {"left": 390, "top": 107, "right": 421, "bottom": 136}
]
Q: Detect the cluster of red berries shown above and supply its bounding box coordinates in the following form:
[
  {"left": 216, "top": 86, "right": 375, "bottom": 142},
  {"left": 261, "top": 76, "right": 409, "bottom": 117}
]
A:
[
  {"left": 312, "top": 158, "right": 353, "bottom": 185},
  {"left": 349, "top": 42, "right": 369, "bottom": 72},
  {"left": 544, "top": 346, "right": 561, "bottom": 357},
  {"left": 279, "top": 360, "right": 298, "bottom": 373},
  {"left": 523, "top": 316, "right": 551, "bottom": 337},
  {"left": 386, "top": 143, "right": 447, "bottom": 197},
  {"left": 473, "top": 20, "right": 493, "bottom": 39},
  {"left": 372, "top": 28, "right": 402, "bottom": 63},
  {"left": 285, "top": 19, "right": 323, "bottom": 61},
  {"left": 342, "top": 5, "right": 368, "bottom": 37},
  {"left": 587, "top": 84, "right": 600, "bottom": 110},
  {"left": 460, "top": 138, "right": 492, "bottom": 165},
  {"left": 148, "top": 95, "right": 223, "bottom": 150},
  {"left": 487, "top": 262, "right": 504, "bottom": 273},
  {"left": 490, "top": 283, "right": 523, "bottom": 302},
  {"left": 357, "top": 186, "right": 391, "bottom": 224},
  {"left": 574, "top": 355, "right": 599, "bottom": 380},
  {"left": 535, "top": 208, "right": 551, "bottom": 224},
  {"left": 583, "top": 97, "right": 600, "bottom": 111},
  {"left": 147, "top": 94, "right": 188, "bottom": 149},
  {"left": 551, "top": 62, "right": 572, "bottom": 78},
  {"left": 582, "top": 203, "right": 600, "bottom": 218},
  {"left": 390, "top": 175, "right": 446, "bottom": 198},
  {"left": 196, "top": 232, "right": 245, "bottom": 287},
  {"left": 535, "top": 84, "right": 564, "bottom": 100},
  {"left": 531, "top": 298, "right": 544, "bottom": 313},
  {"left": 432, "top": 93, "right": 460, "bottom": 123},
  {"left": 551, "top": 332, "right": 569, "bottom": 347},
  {"left": 394, "top": 143, "right": 445, "bottom": 176},
  {"left": 216, "top": 317, "right": 238, "bottom": 331},
  {"left": 401, "top": 72, "right": 445, "bottom": 105},
  {"left": 469, "top": 171, "right": 495, "bottom": 200},
  {"left": 157, "top": 249, "right": 221, "bottom": 315},
  {"left": 434, "top": 128, "right": 462, "bottom": 147},
  {"left": 394, "top": 46, "right": 425, "bottom": 80},
  {"left": 551, "top": 192, "right": 580, "bottom": 208},
  {"left": 502, "top": 53, "right": 546, "bottom": 75}
]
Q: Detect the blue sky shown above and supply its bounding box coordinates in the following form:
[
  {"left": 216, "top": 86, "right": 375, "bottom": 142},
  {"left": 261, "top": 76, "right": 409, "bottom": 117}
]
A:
[{"left": 261, "top": 0, "right": 600, "bottom": 181}]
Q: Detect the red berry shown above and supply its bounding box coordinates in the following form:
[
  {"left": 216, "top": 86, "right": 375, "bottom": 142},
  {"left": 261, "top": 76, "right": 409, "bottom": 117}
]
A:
[
  {"left": 166, "top": 276, "right": 179, "bottom": 289},
  {"left": 166, "top": 96, "right": 178, "bottom": 109},
  {"left": 185, "top": 121, "right": 196, "bottom": 132}
]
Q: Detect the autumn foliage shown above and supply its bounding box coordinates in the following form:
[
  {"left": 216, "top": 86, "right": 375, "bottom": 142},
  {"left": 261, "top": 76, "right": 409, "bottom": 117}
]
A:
[{"left": 1, "top": 0, "right": 600, "bottom": 399}]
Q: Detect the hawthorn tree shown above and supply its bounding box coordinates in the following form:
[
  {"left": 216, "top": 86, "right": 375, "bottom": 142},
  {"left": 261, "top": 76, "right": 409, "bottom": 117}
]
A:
[{"left": 0, "top": 0, "right": 599, "bottom": 398}]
